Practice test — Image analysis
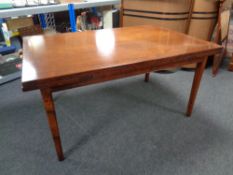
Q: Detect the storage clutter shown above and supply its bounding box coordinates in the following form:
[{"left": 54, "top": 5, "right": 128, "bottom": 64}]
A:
[{"left": 12, "top": 0, "right": 59, "bottom": 7}]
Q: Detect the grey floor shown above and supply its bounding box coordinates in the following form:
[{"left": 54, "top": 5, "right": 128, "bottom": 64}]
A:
[{"left": 0, "top": 64, "right": 233, "bottom": 175}]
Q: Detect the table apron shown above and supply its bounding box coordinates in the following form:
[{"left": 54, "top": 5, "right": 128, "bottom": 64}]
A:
[
  {"left": 50, "top": 56, "right": 205, "bottom": 92},
  {"left": 22, "top": 53, "right": 218, "bottom": 92}
]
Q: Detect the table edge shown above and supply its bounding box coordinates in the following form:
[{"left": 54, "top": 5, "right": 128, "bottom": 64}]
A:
[{"left": 21, "top": 46, "right": 222, "bottom": 92}]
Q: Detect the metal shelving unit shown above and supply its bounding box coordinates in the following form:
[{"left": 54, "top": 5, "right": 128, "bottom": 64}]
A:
[
  {"left": 0, "top": 4, "right": 67, "bottom": 18},
  {"left": 0, "top": 0, "right": 120, "bottom": 84},
  {"left": 0, "top": 0, "right": 120, "bottom": 18},
  {"left": 0, "top": 0, "right": 120, "bottom": 31},
  {"left": 72, "top": 0, "right": 120, "bottom": 9}
]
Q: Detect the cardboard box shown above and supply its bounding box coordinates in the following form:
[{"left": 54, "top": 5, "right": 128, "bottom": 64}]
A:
[
  {"left": 18, "top": 25, "right": 43, "bottom": 36},
  {"left": 6, "top": 17, "right": 33, "bottom": 31}
]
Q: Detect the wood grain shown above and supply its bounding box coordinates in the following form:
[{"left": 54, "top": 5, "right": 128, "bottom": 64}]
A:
[
  {"left": 40, "top": 89, "right": 64, "bottom": 161},
  {"left": 22, "top": 25, "right": 222, "bottom": 91},
  {"left": 228, "top": 55, "right": 233, "bottom": 71},
  {"left": 22, "top": 25, "right": 222, "bottom": 160},
  {"left": 144, "top": 73, "right": 150, "bottom": 82},
  {"left": 186, "top": 57, "right": 208, "bottom": 116}
]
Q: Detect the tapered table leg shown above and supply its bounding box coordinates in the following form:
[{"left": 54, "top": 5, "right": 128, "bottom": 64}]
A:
[
  {"left": 40, "top": 89, "right": 65, "bottom": 161},
  {"left": 186, "top": 58, "right": 207, "bottom": 117},
  {"left": 212, "top": 54, "right": 221, "bottom": 76},
  {"left": 145, "top": 73, "right": 150, "bottom": 82}
]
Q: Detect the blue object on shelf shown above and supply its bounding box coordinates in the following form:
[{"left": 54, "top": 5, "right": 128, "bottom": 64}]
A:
[
  {"left": 0, "top": 45, "right": 16, "bottom": 55},
  {"left": 0, "top": 27, "right": 5, "bottom": 42},
  {"left": 38, "top": 14, "right": 47, "bottom": 29},
  {"left": 68, "top": 4, "right": 77, "bottom": 32},
  {"left": 91, "top": 7, "right": 97, "bottom": 15},
  {"left": 0, "top": 19, "right": 4, "bottom": 24}
]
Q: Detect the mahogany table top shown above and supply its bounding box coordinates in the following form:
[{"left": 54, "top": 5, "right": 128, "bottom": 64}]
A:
[{"left": 22, "top": 25, "right": 222, "bottom": 91}]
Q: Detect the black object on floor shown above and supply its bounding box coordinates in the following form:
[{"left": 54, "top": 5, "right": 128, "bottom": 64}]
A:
[{"left": 0, "top": 54, "right": 21, "bottom": 85}]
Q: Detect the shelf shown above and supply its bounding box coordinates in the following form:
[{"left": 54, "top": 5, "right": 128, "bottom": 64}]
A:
[
  {"left": 73, "top": 0, "right": 120, "bottom": 9},
  {"left": 0, "top": 0, "right": 120, "bottom": 18},
  {"left": 0, "top": 4, "right": 67, "bottom": 18}
]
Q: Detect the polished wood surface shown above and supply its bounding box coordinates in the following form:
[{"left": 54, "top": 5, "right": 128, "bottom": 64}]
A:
[
  {"left": 121, "top": 0, "right": 218, "bottom": 69},
  {"left": 40, "top": 89, "right": 64, "bottom": 161},
  {"left": 186, "top": 57, "right": 208, "bottom": 116},
  {"left": 22, "top": 25, "right": 222, "bottom": 161},
  {"left": 228, "top": 55, "right": 233, "bottom": 71},
  {"left": 22, "top": 25, "right": 221, "bottom": 91},
  {"left": 144, "top": 73, "right": 150, "bottom": 82}
]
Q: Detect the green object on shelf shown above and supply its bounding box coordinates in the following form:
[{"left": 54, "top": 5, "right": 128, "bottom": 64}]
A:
[{"left": 0, "top": 3, "right": 13, "bottom": 9}]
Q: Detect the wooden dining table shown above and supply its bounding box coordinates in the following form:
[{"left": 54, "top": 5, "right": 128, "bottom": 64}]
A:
[{"left": 22, "top": 25, "right": 222, "bottom": 161}]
